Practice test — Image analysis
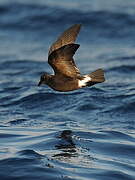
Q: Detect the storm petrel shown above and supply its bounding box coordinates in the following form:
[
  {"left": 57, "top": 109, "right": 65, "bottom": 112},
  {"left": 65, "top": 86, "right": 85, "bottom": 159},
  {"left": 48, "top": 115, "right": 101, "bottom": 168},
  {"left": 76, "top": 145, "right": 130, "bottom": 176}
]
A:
[{"left": 38, "top": 24, "right": 105, "bottom": 92}]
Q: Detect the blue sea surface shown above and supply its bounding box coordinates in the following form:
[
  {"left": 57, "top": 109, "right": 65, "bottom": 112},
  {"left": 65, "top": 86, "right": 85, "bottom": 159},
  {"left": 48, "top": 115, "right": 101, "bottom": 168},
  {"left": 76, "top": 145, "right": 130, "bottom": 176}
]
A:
[{"left": 0, "top": 0, "right": 135, "bottom": 179}]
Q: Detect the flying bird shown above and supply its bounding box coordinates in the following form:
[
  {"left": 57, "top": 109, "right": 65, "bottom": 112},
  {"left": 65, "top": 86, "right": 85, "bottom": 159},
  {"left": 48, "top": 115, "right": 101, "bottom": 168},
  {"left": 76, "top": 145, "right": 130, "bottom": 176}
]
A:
[{"left": 38, "top": 24, "right": 105, "bottom": 92}]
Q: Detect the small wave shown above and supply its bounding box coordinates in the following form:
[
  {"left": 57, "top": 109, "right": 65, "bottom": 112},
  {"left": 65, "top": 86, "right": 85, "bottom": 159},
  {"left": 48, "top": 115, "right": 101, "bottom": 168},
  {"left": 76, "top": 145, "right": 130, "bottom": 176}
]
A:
[
  {"left": 104, "top": 101, "right": 135, "bottom": 115},
  {"left": 0, "top": 133, "right": 23, "bottom": 138},
  {"left": 75, "top": 130, "right": 135, "bottom": 142},
  {"left": 9, "top": 118, "right": 28, "bottom": 125},
  {"left": 108, "top": 55, "right": 135, "bottom": 61},
  {"left": 0, "top": 2, "right": 135, "bottom": 39},
  {"left": 78, "top": 103, "right": 98, "bottom": 111},
  {"left": 94, "top": 170, "right": 134, "bottom": 180},
  {"left": 108, "top": 65, "right": 135, "bottom": 74},
  {"left": 0, "top": 60, "right": 42, "bottom": 70},
  {"left": 17, "top": 149, "right": 43, "bottom": 158},
  {"left": 0, "top": 156, "right": 57, "bottom": 180},
  {"left": 1, "top": 86, "right": 22, "bottom": 92},
  {"left": 11, "top": 91, "right": 85, "bottom": 112},
  {"left": 98, "top": 130, "right": 135, "bottom": 142}
]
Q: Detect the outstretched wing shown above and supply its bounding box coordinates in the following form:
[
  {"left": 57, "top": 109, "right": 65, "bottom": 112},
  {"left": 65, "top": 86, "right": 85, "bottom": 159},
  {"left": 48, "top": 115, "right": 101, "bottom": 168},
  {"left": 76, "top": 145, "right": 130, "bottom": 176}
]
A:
[
  {"left": 48, "top": 44, "right": 80, "bottom": 78},
  {"left": 48, "top": 24, "right": 81, "bottom": 56}
]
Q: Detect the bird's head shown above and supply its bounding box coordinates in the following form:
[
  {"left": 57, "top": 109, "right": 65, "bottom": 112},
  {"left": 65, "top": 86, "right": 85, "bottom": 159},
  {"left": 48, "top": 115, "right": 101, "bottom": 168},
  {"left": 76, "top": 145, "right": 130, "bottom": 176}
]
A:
[{"left": 38, "top": 73, "right": 50, "bottom": 86}]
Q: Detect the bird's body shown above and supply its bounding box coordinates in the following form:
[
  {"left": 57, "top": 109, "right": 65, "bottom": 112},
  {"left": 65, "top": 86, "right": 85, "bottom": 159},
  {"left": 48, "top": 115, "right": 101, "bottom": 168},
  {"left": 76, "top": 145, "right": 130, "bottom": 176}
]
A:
[
  {"left": 46, "top": 76, "right": 79, "bottom": 92},
  {"left": 38, "top": 24, "right": 105, "bottom": 92}
]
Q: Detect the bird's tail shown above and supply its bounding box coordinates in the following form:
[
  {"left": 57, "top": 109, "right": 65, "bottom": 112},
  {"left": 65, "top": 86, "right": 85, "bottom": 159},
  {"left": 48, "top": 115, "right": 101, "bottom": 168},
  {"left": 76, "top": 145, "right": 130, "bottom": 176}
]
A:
[{"left": 87, "top": 69, "right": 105, "bottom": 86}]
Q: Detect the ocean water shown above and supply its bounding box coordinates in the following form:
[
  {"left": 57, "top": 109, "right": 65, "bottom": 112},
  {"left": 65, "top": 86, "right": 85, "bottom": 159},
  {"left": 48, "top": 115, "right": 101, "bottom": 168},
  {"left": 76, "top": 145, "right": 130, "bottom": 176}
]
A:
[{"left": 0, "top": 0, "right": 135, "bottom": 179}]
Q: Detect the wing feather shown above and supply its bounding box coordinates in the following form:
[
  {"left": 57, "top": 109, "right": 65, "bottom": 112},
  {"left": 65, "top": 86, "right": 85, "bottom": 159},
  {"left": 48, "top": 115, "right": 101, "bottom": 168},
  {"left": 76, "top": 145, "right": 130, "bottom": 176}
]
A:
[
  {"left": 48, "top": 44, "right": 80, "bottom": 78},
  {"left": 48, "top": 24, "right": 81, "bottom": 56}
]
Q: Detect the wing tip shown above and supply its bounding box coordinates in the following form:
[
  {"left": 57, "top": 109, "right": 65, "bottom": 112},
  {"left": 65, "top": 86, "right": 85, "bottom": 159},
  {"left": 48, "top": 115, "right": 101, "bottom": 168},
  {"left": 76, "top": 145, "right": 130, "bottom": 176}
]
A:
[
  {"left": 71, "top": 23, "right": 82, "bottom": 30},
  {"left": 48, "top": 24, "right": 82, "bottom": 57}
]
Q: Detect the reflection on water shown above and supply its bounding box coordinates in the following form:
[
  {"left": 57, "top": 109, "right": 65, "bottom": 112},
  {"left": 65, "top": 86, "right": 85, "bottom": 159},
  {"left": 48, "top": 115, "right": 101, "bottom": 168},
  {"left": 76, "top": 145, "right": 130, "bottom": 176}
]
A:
[{"left": 54, "top": 130, "right": 76, "bottom": 159}]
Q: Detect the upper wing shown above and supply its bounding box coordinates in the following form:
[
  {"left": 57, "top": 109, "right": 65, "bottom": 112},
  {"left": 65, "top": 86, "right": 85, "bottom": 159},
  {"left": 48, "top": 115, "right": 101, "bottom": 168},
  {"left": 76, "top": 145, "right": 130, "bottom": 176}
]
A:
[
  {"left": 48, "top": 44, "right": 80, "bottom": 78},
  {"left": 48, "top": 24, "right": 81, "bottom": 56}
]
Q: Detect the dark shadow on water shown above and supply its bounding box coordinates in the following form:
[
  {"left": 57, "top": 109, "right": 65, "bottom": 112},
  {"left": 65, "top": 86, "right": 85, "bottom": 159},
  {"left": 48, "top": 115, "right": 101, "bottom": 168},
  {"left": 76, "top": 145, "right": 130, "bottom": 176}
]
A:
[{"left": 53, "top": 130, "right": 76, "bottom": 158}]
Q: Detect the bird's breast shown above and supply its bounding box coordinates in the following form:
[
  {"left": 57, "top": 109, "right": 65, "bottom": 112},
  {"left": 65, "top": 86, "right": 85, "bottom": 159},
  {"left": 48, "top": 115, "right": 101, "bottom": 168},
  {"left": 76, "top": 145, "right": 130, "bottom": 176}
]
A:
[{"left": 48, "top": 77, "right": 79, "bottom": 92}]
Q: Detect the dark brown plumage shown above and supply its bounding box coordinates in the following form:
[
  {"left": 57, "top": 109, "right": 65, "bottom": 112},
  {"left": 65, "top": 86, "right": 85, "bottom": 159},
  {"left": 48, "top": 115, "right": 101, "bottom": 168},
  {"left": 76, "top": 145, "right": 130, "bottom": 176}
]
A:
[
  {"left": 38, "top": 24, "right": 105, "bottom": 92},
  {"left": 48, "top": 24, "right": 81, "bottom": 56}
]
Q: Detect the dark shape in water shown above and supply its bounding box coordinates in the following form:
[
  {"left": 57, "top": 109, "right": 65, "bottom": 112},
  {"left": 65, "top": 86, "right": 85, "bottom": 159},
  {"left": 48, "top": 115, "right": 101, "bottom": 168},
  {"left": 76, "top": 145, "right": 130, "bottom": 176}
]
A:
[
  {"left": 54, "top": 130, "right": 76, "bottom": 158},
  {"left": 38, "top": 24, "right": 105, "bottom": 92}
]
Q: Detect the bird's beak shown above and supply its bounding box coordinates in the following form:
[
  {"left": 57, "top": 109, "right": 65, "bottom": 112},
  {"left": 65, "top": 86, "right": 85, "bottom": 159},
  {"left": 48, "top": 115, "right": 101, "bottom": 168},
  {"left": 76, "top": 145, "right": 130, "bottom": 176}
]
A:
[{"left": 38, "top": 80, "right": 42, "bottom": 86}]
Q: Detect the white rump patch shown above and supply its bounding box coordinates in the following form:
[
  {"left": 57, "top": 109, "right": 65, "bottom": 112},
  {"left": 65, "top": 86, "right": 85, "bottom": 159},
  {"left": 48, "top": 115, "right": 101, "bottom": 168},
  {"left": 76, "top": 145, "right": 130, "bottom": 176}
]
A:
[{"left": 78, "top": 75, "right": 91, "bottom": 87}]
